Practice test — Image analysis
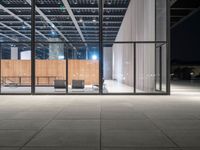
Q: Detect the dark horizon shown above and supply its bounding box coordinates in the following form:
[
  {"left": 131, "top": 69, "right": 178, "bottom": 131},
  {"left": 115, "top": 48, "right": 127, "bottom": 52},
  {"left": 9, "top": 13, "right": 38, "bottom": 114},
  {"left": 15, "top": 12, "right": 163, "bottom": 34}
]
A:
[{"left": 171, "top": 10, "right": 200, "bottom": 64}]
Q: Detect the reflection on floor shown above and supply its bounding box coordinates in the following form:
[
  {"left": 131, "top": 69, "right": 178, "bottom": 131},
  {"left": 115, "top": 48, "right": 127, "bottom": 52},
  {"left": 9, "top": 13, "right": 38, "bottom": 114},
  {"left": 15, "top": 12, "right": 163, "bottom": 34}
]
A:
[
  {"left": 2, "top": 80, "right": 199, "bottom": 94},
  {"left": 171, "top": 80, "right": 200, "bottom": 95},
  {"left": 1, "top": 80, "right": 133, "bottom": 93},
  {"left": 1, "top": 87, "right": 31, "bottom": 93},
  {"left": 104, "top": 80, "right": 133, "bottom": 93}
]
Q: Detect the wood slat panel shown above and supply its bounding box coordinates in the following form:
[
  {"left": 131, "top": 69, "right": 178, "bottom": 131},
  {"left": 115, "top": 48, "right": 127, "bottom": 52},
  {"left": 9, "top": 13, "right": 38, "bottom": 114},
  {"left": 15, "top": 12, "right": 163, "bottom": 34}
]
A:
[{"left": 1, "top": 60, "right": 99, "bottom": 86}]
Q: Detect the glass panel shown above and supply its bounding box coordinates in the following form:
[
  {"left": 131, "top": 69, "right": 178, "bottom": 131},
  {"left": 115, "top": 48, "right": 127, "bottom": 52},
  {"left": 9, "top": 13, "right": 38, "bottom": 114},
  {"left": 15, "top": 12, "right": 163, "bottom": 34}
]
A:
[
  {"left": 1, "top": 43, "right": 31, "bottom": 93},
  {"left": 0, "top": 0, "right": 31, "bottom": 42},
  {"left": 136, "top": 43, "right": 157, "bottom": 93},
  {"left": 103, "top": 43, "right": 134, "bottom": 93},
  {"left": 35, "top": 43, "right": 66, "bottom": 93},
  {"left": 68, "top": 43, "right": 99, "bottom": 94},
  {"left": 161, "top": 44, "right": 167, "bottom": 92},
  {"left": 155, "top": 46, "right": 161, "bottom": 91}
]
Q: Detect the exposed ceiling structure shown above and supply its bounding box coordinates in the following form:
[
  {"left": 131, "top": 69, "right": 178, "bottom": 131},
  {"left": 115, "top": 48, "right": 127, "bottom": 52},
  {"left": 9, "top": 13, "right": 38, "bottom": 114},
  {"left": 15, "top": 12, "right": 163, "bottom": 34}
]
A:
[
  {"left": 170, "top": 0, "right": 200, "bottom": 28},
  {"left": 0, "top": 0, "right": 200, "bottom": 58},
  {"left": 0, "top": 0, "right": 129, "bottom": 48}
]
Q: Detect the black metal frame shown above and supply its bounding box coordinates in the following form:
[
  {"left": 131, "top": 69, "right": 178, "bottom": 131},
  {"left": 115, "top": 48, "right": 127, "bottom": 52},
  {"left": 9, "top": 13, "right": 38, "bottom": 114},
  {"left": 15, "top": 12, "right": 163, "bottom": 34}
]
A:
[{"left": 0, "top": 0, "right": 170, "bottom": 95}]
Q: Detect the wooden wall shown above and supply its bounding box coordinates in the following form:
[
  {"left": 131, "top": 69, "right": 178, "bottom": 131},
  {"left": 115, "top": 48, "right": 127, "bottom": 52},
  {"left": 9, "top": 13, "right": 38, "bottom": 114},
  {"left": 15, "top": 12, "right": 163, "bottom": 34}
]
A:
[
  {"left": 68, "top": 60, "right": 99, "bottom": 85},
  {"left": 1, "top": 60, "right": 99, "bottom": 85}
]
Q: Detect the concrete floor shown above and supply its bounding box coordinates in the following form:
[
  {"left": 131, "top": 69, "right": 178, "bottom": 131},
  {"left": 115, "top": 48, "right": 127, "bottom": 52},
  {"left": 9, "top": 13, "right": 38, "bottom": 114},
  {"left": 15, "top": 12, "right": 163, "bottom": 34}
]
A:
[{"left": 0, "top": 82, "right": 199, "bottom": 149}]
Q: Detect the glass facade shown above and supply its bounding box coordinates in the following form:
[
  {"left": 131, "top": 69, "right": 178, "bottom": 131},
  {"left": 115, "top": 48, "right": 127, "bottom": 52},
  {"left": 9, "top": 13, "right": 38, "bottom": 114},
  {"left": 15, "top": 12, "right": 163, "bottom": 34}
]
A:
[{"left": 0, "top": 0, "right": 169, "bottom": 95}]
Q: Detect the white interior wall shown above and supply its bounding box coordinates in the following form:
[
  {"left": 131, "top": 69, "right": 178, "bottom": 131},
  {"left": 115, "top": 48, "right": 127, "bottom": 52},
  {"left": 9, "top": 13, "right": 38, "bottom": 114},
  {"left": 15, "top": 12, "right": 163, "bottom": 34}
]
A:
[
  {"left": 112, "top": 0, "right": 155, "bottom": 92},
  {"left": 20, "top": 50, "right": 31, "bottom": 60},
  {"left": 11, "top": 47, "right": 18, "bottom": 60},
  {"left": 103, "top": 47, "right": 113, "bottom": 80}
]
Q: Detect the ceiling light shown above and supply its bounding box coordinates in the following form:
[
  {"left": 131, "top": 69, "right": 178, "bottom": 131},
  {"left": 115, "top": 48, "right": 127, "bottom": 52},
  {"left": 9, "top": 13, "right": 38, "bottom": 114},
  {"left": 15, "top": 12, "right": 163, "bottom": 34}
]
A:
[
  {"left": 51, "top": 30, "right": 56, "bottom": 36},
  {"left": 107, "top": 9, "right": 111, "bottom": 13},
  {"left": 92, "top": 18, "right": 96, "bottom": 22},
  {"left": 92, "top": 55, "right": 97, "bottom": 60},
  {"left": 107, "top": 0, "right": 112, "bottom": 5},
  {"left": 79, "top": 18, "right": 83, "bottom": 23},
  {"left": 77, "top": 9, "right": 80, "bottom": 13},
  {"left": 90, "top": 0, "right": 95, "bottom": 5},
  {"left": 51, "top": 24, "right": 55, "bottom": 28},
  {"left": 22, "top": 24, "right": 26, "bottom": 29},
  {"left": 73, "top": 0, "right": 78, "bottom": 5}
]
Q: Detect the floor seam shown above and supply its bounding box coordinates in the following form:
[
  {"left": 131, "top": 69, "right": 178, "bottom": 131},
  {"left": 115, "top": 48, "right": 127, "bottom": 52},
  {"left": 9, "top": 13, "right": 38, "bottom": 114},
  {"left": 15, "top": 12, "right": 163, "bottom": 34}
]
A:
[
  {"left": 18, "top": 109, "right": 64, "bottom": 150},
  {"left": 142, "top": 112, "right": 181, "bottom": 148}
]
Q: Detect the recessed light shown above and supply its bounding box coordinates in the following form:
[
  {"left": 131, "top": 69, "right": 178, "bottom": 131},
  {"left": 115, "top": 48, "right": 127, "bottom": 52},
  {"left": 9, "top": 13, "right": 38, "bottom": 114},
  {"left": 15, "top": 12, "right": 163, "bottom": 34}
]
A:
[
  {"left": 79, "top": 18, "right": 83, "bottom": 23},
  {"left": 51, "top": 24, "right": 55, "bottom": 28},
  {"left": 90, "top": 0, "right": 95, "bottom": 5},
  {"left": 77, "top": 9, "right": 80, "bottom": 13},
  {"left": 107, "top": 0, "right": 112, "bottom": 5},
  {"left": 73, "top": 0, "right": 78, "bottom": 5},
  {"left": 92, "top": 18, "right": 96, "bottom": 22}
]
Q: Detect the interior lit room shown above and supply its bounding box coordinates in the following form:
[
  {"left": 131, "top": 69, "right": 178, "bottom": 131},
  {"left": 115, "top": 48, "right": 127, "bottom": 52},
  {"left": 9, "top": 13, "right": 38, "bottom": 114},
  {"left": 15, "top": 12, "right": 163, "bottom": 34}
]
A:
[{"left": 0, "top": 0, "right": 169, "bottom": 94}]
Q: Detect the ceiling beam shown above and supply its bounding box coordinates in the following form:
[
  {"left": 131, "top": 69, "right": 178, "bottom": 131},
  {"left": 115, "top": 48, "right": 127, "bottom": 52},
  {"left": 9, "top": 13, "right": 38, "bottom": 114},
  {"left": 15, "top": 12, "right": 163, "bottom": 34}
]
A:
[
  {"left": 0, "top": 22, "right": 31, "bottom": 40},
  {"left": 171, "top": 6, "right": 200, "bottom": 29},
  {"left": 61, "top": 0, "right": 86, "bottom": 43},
  {"left": 0, "top": 21, "right": 122, "bottom": 23},
  {"left": 171, "top": 15, "right": 185, "bottom": 18},
  {"left": 0, "top": 15, "right": 124, "bottom": 17},
  {"left": 25, "top": 0, "right": 74, "bottom": 45},
  {"left": 171, "top": 8, "right": 196, "bottom": 10},
  {"left": 0, "top": 33, "right": 18, "bottom": 42},
  {"left": 170, "top": 0, "right": 178, "bottom": 6},
  {"left": 5, "top": 7, "right": 127, "bottom": 10},
  {"left": 0, "top": 4, "right": 48, "bottom": 40}
]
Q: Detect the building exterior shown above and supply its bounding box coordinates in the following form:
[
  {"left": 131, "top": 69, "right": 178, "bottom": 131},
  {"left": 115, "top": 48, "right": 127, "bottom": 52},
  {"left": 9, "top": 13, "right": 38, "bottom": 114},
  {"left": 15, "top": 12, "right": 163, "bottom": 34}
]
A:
[{"left": 0, "top": 0, "right": 170, "bottom": 95}]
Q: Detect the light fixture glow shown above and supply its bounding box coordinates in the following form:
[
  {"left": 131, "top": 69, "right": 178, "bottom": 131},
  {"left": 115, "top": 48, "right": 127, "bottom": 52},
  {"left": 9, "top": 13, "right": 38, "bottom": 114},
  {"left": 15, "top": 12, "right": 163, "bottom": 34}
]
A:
[
  {"left": 73, "top": 0, "right": 78, "bottom": 4},
  {"left": 22, "top": 23, "right": 26, "bottom": 29},
  {"left": 51, "top": 30, "right": 56, "bottom": 36},
  {"left": 90, "top": 0, "right": 95, "bottom": 5},
  {"left": 51, "top": 24, "right": 55, "bottom": 28},
  {"left": 107, "top": 0, "right": 112, "bottom": 5},
  {"left": 92, "top": 55, "right": 97, "bottom": 60},
  {"left": 58, "top": 55, "right": 64, "bottom": 60},
  {"left": 92, "top": 18, "right": 96, "bottom": 22},
  {"left": 79, "top": 18, "right": 83, "bottom": 23}
]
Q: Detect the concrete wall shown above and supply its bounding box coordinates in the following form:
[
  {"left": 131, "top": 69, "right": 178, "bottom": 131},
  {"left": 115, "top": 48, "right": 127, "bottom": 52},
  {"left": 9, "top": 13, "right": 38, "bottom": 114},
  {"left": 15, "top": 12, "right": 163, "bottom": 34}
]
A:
[{"left": 112, "top": 0, "right": 156, "bottom": 92}]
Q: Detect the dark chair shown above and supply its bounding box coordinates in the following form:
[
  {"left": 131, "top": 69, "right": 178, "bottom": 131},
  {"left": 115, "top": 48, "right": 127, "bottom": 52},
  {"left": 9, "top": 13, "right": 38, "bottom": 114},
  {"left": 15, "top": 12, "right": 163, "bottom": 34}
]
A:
[
  {"left": 54, "top": 80, "right": 66, "bottom": 90},
  {"left": 72, "top": 80, "right": 85, "bottom": 89}
]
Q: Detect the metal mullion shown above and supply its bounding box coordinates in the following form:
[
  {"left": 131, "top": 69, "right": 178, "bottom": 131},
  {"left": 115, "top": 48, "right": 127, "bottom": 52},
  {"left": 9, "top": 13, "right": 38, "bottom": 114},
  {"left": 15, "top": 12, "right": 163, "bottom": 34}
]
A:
[
  {"left": 31, "top": 0, "right": 35, "bottom": 94},
  {"left": 99, "top": 0, "right": 103, "bottom": 94},
  {"left": 167, "top": 0, "right": 171, "bottom": 94},
  {"left": 133, "top": 43, "right": 136, "bottom": 93},
  {"left": 65, "top": 46, "right": 68, "bottom": 94},
  {"left": 160, "top": 46, "right": 162, "bottom": 91}
]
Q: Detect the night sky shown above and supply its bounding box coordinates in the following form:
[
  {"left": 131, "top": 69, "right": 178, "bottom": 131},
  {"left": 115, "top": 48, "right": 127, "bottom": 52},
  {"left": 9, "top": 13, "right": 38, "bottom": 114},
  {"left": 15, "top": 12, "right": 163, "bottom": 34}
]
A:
[{"left": 171, "top": 10, "right": 200, "bottom": 64}]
